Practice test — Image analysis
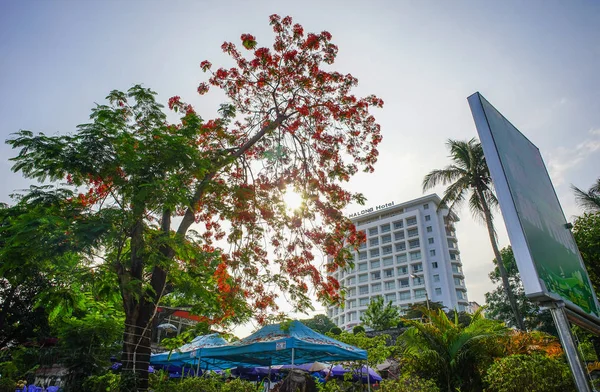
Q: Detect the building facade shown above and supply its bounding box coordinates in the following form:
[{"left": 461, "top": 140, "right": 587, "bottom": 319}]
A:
[{"left": 327, "top": 194, "right": 469, "bottom": 330}]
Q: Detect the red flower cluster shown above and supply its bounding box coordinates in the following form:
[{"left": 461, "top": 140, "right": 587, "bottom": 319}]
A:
[
  {"left": 200, "top": 60, "right": 212, "bottom": 72},
  {"left": 167, "top": 96, "right": 181, "bottom": 110}
]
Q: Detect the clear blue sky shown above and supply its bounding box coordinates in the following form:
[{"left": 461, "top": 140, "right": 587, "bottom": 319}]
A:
[{"left": 1, "top": 0, "right": 599, "bottom": 334}]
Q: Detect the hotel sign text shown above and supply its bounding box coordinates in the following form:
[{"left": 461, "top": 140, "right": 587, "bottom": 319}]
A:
[{"left": 348, "top": 201, "right": 395, "bottom": 218}]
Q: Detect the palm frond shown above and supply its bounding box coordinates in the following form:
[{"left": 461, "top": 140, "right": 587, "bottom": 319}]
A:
[
  {"left": 572, "top": 182, "right": 600, "bottom": 212},
  {"left": 422, "top": 166, "right": 465, "bottom": 192}
]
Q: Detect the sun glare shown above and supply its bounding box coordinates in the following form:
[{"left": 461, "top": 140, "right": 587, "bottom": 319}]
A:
[{"left": 282, "top": 188, "right": 304, "bottom": 212}]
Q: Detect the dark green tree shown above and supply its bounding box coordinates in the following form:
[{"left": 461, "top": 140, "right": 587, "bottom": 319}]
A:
[
  {"left": 423, "top": 138, "right": 525, "bottom": 330},
  {"left": 484, "top": 246, "right": 556, "bottom": 334},
  {"left": 360, "top": 296, "right": 400, "bottom": 330},
  {"left": 300, "top": 314, "right": 336, "bottom": 334},
  {"left": 404, "top": 301, "right": 445, "bottom": 321},
  {"left": 572, "top": 212, "right": 600, "bottom": 293}
]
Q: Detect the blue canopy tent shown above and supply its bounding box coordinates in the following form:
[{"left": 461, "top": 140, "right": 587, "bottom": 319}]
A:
[
  {"left": 197, "top": 321, "right": 367, "bottom": 367},
  {"left": 150, "top": 333, "right": 239, "bottom": 373}
]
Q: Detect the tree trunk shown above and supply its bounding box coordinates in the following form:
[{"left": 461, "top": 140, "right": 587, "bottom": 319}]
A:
[
  {"left": 477, "top": 188, "right": 526, "bottom": 330},
  {"left": 121, "top": 299, "right": 154, "bottom": 391}
]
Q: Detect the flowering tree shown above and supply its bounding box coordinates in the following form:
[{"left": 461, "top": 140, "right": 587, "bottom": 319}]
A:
[{"left": 7, "top": 14, "right": 382, "bottom": 389}]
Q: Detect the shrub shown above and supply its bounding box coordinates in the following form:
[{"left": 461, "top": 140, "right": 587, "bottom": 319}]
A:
[
  {"left": 379, "top": 375, "right": 439, "bottom": 392},
  {"left": 329, "top": 327, "right": 342, "bottom": 335},
  {"left": 352, "top": 325, "right": 365, "bottom": 335},
  {"left": 0, "top": 378, "right": 16, "bottom": 392},
  {"left": 82, "top": 372, "right": 120, "bottom": 392},
  {"left": 148, "top": 374, "right": 256, "bottom": 392},
  {"left": 484, "top": 354, "right": 575, "bottom": 392}
]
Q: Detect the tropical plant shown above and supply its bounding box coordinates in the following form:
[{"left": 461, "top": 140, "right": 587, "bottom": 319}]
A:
[
  {"left": 484, "top": 246, "right": 556, "bottom": 334},
  {"left": 379, "top": 375, "right": 440, "bottom": 392},
  {"left": 484, "top": 353, "right": 574, "bottom": 392},
  {"left": 423, "top": 138, "right": 525, "bottom": 330},
  {"left": 352, "top": 325, "right": 365, "bottom": 334},
  {"left": 360, "top": 296, "right": 400, "bottom": 330},
  {"left": 398, "top": 308, "right": 508, "bottom": 392},
  {"left": 572, "top": 178, "right": 600, "bottom": 212},
  {"left": 326, "top": 330, "right": 394, "bottom": 368},
  {"left": 7, "top": 14, "right": 383, "bottom": 389}
]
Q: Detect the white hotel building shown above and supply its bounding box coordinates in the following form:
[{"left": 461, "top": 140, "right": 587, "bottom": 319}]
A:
[{"left": 327, "top": 194, "right": 469, "bottom": 330}]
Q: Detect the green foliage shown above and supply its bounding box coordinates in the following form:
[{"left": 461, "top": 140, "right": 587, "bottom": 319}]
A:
[
  {"left": 484, "top": 354, "right": 574, "bottom": 392},
  {"left": 399, "top": 308, "right": 508, "bottom": 392},
  {"left": 573, "top": 212, "right": 600, "bottom": 293},
  {"left": 572, "top": 178, "right": 600, "bottom": 212},
  {"left": 360, "top": 296, "right": 400, "bottom": 330},
  {"left": 352, "top": 325, "right": 365, "bottom": 334},
  {"left": 300, "top": 314, "right": 337, "bottom": 334},
  {"left": 0, "top": 378, "right": 16, "bottom": 392},
  {"left": 326, "top": 331, "right": 394, "bottom": 367},
  {"left": 404, "top": 302, "right": 445, "bottom": 321},
  {"left": 379, "top": 374, "right": 440, "bottom": 392},
  {"left": 329, "top": 327, "right": 342, "bottom": 335},
  {"left": 484, "top": 246, "right": 556, "bottom": 334},
  {"left": 148, "top": 373, "right": 256, "bottom": 392},
  {"left": 82, "top": 372, "right": 121, "bottom": 392}
]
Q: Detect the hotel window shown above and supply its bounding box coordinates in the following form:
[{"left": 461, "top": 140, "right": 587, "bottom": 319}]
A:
[
  {"left": 412, "top": 263, "right": 423, "bottom": 273},
  {"left": 347, "top": 287, "right": 356, "bottom": 297},
  {"left": 432, "top": 262, "right": 438, "bottom": 269},
  {"left": 430, "top": 249, "right": 436, "bottom": 256},
  {"left": 381, "top": 223, "right": 391, "bottom": 233},
  {"left": 369, "top": 238, "right": 379, "bottom": 247},
  {"left": 359, "top": 297, "right": 370, "bottom": 306},
  {"left": 396, "top": 254, "right": 407, "bottom": 263},
  {"left": 370, "top": 249, "right": 380, "bottom": 258},
  {"left": 410, "top": 251, "right": 422, "bottom": 261},
  {"left": 358, "top": 274, "right": 368, "bottom": 283},
  {"left": 406, "top": 217, "right": 417, "bottom": 226},
  {"left": 414, "top": 289, "right": 426, "bottom": 299},
  {"left": 368, "top": 227, "right": 378, "bottom": 236},
  {"left": 428, "top": 238, "right": 434, "bottom": 244},
  {"left": 340, "top": 315, "right": 345, "bottom": 324},
  {"left": 394, "top": 231, "right": 405, "bottom": 241},
  {"left": 359, "top": 251, "right": 367, "bottom": 260},
  {"left": 395, "top": 242, "right": 406, "bottom": 252},
  {"left": 359, "top": 285, "right": 369, "bottom": 295},
  {"left": 358, "top": 262, "right": 368, "bottom": 271},
  {"left": 435, "top": 288, "right": 442, "bottom": 296},
  {"left": 454, "top": 277, "right": 464, "bottom": 286},
  {"left": 399, "top": 291, "right": 411, "bottom": 301},
  {"left": 384, "top": 281, "right": 395, "bottom": 291},
  {"left": 423, "top": 203, "right": 429, "bottom": 210},
  {"left": 371, "top": 282, "right": 382, "bottom": 292},
  {"left": 370, "top": 259, "right": 380, "bottom": 269},
  {"left": 383, "top": 268, "right": 394, "bottom": 278},
  {"left": 397, "top": 266, "right": 408, "bottom": 275},
  {"left": 433, "top": 274, "right": 440, "bottom": 282},
  {"left": 456, "top": 290, "right": 465, "bottom": 300},
  {"left": 452, "top": 265, "right": 462, "bottom": 274},
  {"left": 425, "top": 215, "right": 431, "bottom": 221},
  {"left": 409, "top": 239, "right": 420, "bottom": 249},
  {"left": 399, "top": 278, "right": 409, "bottom": 288},
  {"left": 371, "top": 271, "right": 381, "bottom": 280},
  {"left": 385, "top": 293, "right": 396, "bottom": 303},
  {"left": 382, "top": 245, "right": 392, "bottom": 255},
  {"left": 412, "top": 276, "right": 424, "bottom": 286},
  {"left": 383, "top": 257, "right": 394, "bottom": 267},
  {"left": 393, "top": 220, "right": 404, "bottom": 229},
  {"left": 408, "top": 228, "right": 419, "bottom": 238},
  {"left": 359, "top": 241, "right": 367, "bottom": 249},
  {"left": 450, "top": 253, "right": 457, "bottom": 260},
  {"left": 347, "top": 276, "right": 356, "bottom": 285},
  {"left": 348, "top": 312, "right": 356, "bottom": 321},
  {"left": 381, "top": 234, "right": 392, "bottom": 244},
  {"left": 347, "top": 299, "right": 356, "bottom": 309},
  {"left": 426, "top": 226, "right": 433, "bottom": 233}
]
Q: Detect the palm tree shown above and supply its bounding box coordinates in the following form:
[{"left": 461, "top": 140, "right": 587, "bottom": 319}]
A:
[
  {"left": 572, "top": 178, "right": 600, "bottom": 212},
  {"left": 399, "top": 308, "right": 508, "bottom": 392},
  {"left": 423, "top": 138, "right": 526, "bottom": 330}
]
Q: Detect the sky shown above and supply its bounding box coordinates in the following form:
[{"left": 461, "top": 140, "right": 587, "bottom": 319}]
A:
[{"left": 1, "top": 0, "right": 599, "bottom": 336}]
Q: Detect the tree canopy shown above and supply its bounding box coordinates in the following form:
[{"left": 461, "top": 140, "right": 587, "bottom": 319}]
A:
[
  {"left": 6, "top": 14, "right": 383, "bottom": 389},
  {"left": 360, "top": 296, "right": 400, "bottom": 331}
]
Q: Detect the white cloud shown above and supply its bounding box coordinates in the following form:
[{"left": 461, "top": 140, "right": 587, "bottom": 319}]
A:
[{"left": 546, "top": 128, "right": 600, "bottom": 186}]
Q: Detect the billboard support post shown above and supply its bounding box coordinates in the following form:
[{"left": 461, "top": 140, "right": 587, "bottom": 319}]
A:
[{"left": 548, "top": 302, "right": 591, "bottom": 392}]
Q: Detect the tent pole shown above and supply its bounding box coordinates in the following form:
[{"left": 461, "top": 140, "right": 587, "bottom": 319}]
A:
[
  {"left": 366, "top": 364, "right": 371, "bottom": 392},
  {"left": 196, "top": 354, "right": 201, "bottom": 377},
  {"left": 291, "top": 348, "right": 295, "bottom": 368}
]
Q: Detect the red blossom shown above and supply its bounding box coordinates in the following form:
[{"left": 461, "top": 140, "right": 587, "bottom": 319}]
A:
[
  {"left": 168, "top": 96, "right": 181, "bottom": 110},
  {"left": 200, "top": 60, "right": 212, "bottom": 72}
]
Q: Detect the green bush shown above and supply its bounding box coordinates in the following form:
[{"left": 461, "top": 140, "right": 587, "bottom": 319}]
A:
[
  {"left": 82, "top": 372, "right": 120, "bottom": 392},
  {"left": 379, "top": 375, "right": 440, "bottom": 392},
  {"left": 484, "top": 354, "right": 574, "bottom": 392},
  {"left": 148, "top": 374, "right": 256, "bottom": 392},
  {"left": 329, "top": 327, "right": 342, "bottom": 335},
  {"left": 0, "top": 377, "right": 16, "bottom": 392},
  {"left": 352, "top": 325, "right": 365, "bottom": 335}
]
